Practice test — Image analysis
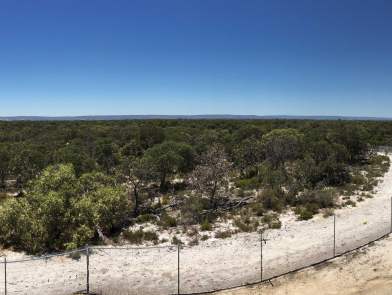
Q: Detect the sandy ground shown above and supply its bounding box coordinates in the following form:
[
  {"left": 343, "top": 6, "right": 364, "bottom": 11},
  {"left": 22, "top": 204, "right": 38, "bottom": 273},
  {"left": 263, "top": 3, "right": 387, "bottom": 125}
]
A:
[
  {"left": 1, "top": 156, "right": 392, "bottom": 295},
  {"left": 215, "top": 235, "right": 392, "bottom": 295}
]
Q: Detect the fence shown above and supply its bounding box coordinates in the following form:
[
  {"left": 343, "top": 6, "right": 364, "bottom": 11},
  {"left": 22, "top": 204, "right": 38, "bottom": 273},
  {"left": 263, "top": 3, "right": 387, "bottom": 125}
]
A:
[{"left": 0, "top": 196, "right": 391, "bottom": 295}]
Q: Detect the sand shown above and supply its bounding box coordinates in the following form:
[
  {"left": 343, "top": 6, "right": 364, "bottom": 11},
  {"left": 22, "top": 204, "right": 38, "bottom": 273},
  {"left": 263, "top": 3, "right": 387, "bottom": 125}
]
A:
[
  {"left": 1, "top": 156, "right": 392, "bottom": 295},
  {"left": 215, "top": 235, "right": 392, "bottom": 295}
]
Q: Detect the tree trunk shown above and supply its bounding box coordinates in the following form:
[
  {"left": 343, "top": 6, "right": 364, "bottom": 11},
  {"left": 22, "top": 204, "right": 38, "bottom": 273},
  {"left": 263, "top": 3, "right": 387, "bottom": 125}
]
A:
[
  {"left": 160, "top": 171, "right": 166, "bottom": 191},
  {"left": 133, "top": 187, "right": 139, "bottom": 216}
]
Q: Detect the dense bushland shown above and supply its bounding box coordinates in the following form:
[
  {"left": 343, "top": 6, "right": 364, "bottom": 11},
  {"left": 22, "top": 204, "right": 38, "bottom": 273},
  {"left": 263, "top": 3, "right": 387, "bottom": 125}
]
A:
[{"left": 0, "top": 119, "right": 391, "bottom": 253}]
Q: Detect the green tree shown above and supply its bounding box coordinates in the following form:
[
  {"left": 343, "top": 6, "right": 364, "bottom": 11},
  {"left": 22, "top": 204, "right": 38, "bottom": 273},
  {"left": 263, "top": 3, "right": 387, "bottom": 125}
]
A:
[
  {"left": 0, "top": 164, "right": 130, "bottom": 254},
  {"left": 261, "top": 128, "right": 304, "bottom": 168},
  {"left": 118, "top": 157, "right": 155, "bottom": 215},
  {"left": 144, "top": 141, "right": 194, "bottom": 190},
  {"left": 0, "top": 145, "right": 10, "bottom": 190}
]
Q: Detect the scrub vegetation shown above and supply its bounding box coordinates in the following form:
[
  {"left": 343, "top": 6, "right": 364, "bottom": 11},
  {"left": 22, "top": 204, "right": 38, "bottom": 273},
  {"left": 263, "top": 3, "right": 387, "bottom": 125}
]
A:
[{"left": 0, "top": 119, "right": 391, "bottom": 254}]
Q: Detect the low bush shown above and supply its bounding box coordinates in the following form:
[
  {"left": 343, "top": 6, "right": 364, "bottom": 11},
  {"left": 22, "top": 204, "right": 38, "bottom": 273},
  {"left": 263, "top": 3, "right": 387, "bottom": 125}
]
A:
[
  {"left": 123, "top": 229, "right": 145, "bottom": 244},
  {"left": 188, "top": 237, "right": 199, "bottom": 246},
  {"left": 343, "top": 199, "right": 356, "bottom": 207},
  {"left": 200, "top": 219, "right": 212, "bottom": 231},
  {"left": 143, "top": 231, "right": 159, "bottom": 243},
  {"left": 261, "top": 213, "right": 281, "bottom": 228},
  {"left": 171, "top": 236, "right": 183, "bottom": 245},
  {"left": 180, "top": 196, "right": 209, "bottom": 225},
  {"left": 296, "top": 207, "right": 315, "bottom": 220},
  {"left": 233, "top": 219, "right": 253, "bottom": 232},
  {"left": 251, "top": 203, "right": 265, "bottom": 216},
  {"left": 235, "top": 177, "right": 259, "bottom": 190},
  {"left": 214, "top": 230, "right": 232, "bottom": 239},
  {"left": 259, "top": 188, "right": 285, "bottom": 212},
  {"left": 270, "top": 219, "right": 282, "bottom": 229},
  {"left": 123, "top": 229, "right": 159, "bottom": 245},
  {"left": 136, "top": 214, "right": 156, "bottom": 224},
  {"left": 159, "top": 213, "right": 177, "bottom": 228},
  {"left": 322, "top": 208, "right": 334, "bottom": 218},
  {"left": 200, "top": 234, "right": 209, "bottom": 241}
]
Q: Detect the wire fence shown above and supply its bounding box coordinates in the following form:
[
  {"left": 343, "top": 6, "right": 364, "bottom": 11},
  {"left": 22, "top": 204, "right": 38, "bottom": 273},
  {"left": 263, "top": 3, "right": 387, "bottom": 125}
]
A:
[{"left": 0, "top": 197, "right": 391, "bottom": 295}]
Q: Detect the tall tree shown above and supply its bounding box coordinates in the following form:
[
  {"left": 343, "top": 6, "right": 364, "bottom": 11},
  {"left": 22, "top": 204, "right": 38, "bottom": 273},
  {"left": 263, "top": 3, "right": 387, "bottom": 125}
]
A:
[
  {"left": 118, "top": 157, "right": 155, "bottom": 215},
  {"left": 190, "top": 145, "right": 232, "bottom": 209},
  {"left": 143, "top": 141, "right": 194, "bottom": 190}
]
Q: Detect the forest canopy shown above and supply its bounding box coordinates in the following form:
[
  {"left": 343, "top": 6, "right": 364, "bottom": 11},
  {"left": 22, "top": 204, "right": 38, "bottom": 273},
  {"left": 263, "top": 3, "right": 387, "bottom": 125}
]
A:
[{"left": 0, "top": 119, "right": 391, "bottom": 253}]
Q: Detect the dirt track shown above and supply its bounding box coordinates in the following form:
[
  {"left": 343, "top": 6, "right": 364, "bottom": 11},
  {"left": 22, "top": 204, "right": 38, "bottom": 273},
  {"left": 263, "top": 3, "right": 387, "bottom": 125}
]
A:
[{"left": 215, "top": 235, "right": 392, "bottom": 295}]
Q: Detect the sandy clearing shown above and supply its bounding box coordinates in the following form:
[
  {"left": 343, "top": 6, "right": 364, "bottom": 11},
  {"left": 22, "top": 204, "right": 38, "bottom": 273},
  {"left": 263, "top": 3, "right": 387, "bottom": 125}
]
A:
[
  {"left": 1, "top": 156, "right": 392, "bottom": 295},
  {"left": 214, "top": 235, "right": 392, "bottom": 295}
]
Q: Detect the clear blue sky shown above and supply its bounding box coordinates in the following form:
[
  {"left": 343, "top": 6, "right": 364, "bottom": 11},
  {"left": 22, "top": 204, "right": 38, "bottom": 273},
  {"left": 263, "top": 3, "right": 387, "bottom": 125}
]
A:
[{"left": 0, "top": 0, "right": 391, "bottom": 117}]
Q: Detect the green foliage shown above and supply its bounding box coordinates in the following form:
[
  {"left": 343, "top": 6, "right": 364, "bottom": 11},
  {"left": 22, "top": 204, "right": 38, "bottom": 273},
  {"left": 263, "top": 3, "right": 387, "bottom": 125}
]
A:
[
  {"left": 235, "top": 177, "right": 259, "bottom": 190},
  {"left": 123, "top": 229, "right": 144, "bottom": 244},
  {"left": 143, "top": 141, "right": 195, "bottom": 190},
  {"left": 200, "top": 218, "right": 212, "bottom": 231},
  {"left": 261, "top": 128, "right": 304, "bottom": 168},
  {"left": 233, "top": 218, "right": 254, "bottom": 232},
  {"left": 214, "top": 230, "right": 232, "bottom": 239},
  {"left": 159, "top": 212, "right": 177, "bottom": 228},
  {"left": 200, "top": 234, "right": 209, "bottom": 241},
  {"left": 136, "top": 214, "right": 157, "bottom": 224},
  {"left": 0, "top": 119, "right": 390, "bottom": 252},
  {"left": 295, "top": 206, "right": 315, "bottom": 220},
  {"left": 0, "top": 164, "right": 130, "bottom": 254},
  {"left": 171, "top": 235, "right": 183, "bottom": 245},
  {"left": 259, "top": 188, "right": 285, "bottom": 212},
  {"left": 180, "top": 196, "right": 209, "bottom": 225}
]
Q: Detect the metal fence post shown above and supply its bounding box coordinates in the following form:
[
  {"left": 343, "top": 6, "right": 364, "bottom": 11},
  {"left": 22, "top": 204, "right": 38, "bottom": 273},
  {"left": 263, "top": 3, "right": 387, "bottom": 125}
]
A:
[
  {"left": 86, "top": 245, "right": 90, "bottom": 294},
  {"left": 333, "top": 214, "right": 336, "bottom": 257},
  {"left": 260, "top": 231, "right": 263, "bottom": 282},
  {"left": 177, "top": 244, "right": 180, "bottom": 295},
  {"left": 4, "top": 257, "right": 6, "bottom": 295}
]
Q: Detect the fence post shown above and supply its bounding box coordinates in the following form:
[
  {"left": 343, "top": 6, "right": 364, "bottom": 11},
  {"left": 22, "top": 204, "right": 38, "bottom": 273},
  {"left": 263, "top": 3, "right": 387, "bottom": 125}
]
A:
[
  {"left": 390, "top": 197, "right": 392, "bottom": 234},
  {"left": 177, "top": 244, "right": 180, "bottom": 295},
  {"left": 260, "top": 231, "right": 263, "bottom": 282},
  {"left": 4, "top": 257, "right": 6, "bottom": 295},
  {"left": 86, "top": 245, "right": 90, "bottom": 294},
  {"left": 333, "top": 214, "right": 336, "bottom": 257}
]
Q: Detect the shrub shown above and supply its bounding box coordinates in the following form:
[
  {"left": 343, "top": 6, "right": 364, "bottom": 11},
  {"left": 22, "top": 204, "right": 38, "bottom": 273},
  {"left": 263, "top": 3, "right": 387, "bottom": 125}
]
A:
[
  {"left": 171, "top": 236, "right": 183, "bottom": 245},
  {"left": 343, "top": 199, "right": 356, "bottom": 207},
  {"left": 294, "top": 189, "right": 335, "bottom": 211},
  {"left": 200, "top": 234, "right": 209, "bottom": 241},
  {"left": 159, "top": 213, "right": 177, "bottom": 228},
  {"left": 143, "top": 231, "right": 159, "bottom": 244},
  {"left": 0, "top": 165, "right": 131, "bottom": 254},
  {"left": 322, "top": 208, "right": 334, "bottom": 218},
  {"left": 188, "top": 237, "right": 199, "bottom": 246},
  {"left": 123, "top": 229, "right": 145, "bottom": 244},
  {"left": 251, "top": 203, "right": 265, "bottom": 216},
  {"left": 351, "top": 174, "right": 366, "bottom": 186},
  {"left": 270, "top": 220, "right": 282, "bottom": 229},
  {"left": 180, "top": 196, "right": 208, "bottom": 225},
  {"left": 136, "top": 214, "right": 156, "bottom": 224},
  {"left": 235, "top": 177, "right": 259, "bottom": 190},
  {"left": 200, "top": 219, "right": 212, "bottom": 231},
  {"left": 186, "top": 227, "right": 199, "bottom": 237},
  {"left": 296, "top": 206, "right": 315, "bottom": 220},
  {"left": 260, "top": 188, "right": 285, "bottom": 212},
  {"left": 234, "top": 219, "right": 253, "bottom": 232},
  {"left": 214, "top": 230, "right": 232, "bottom": 239}
]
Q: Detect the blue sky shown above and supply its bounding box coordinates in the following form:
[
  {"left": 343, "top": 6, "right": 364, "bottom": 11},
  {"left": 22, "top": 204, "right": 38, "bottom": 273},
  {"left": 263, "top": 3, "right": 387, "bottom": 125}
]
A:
[{"left": 0, "top": 0, "right": 391, "bottom": 117}]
